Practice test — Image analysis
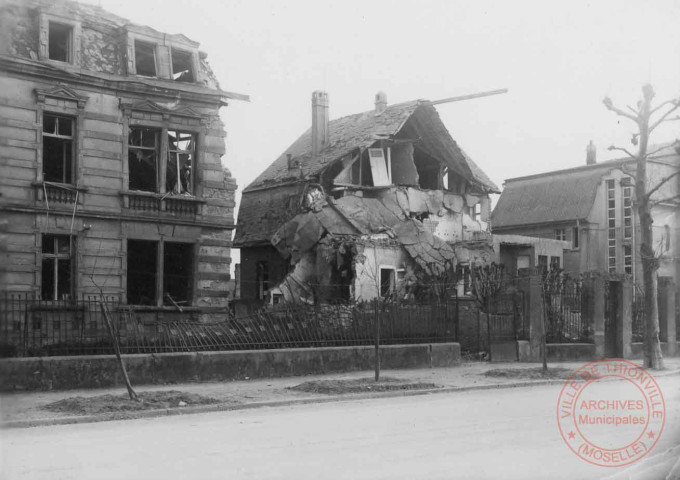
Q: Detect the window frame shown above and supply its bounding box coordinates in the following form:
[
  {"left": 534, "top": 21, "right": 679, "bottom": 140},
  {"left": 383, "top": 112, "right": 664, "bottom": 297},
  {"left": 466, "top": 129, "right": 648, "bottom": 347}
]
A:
[
  {"left": 126, "top": 125, "right": 198, "bottom": 195},
  {"left": 38, "top": 12, "right": 81, "bottom": 66},
  {"left": 379, "top": 266, "right": 397, "bottom": 298},
  {"left": 126, "top": 28, "right": 200, "bottom": 82},
  {"left": 42, "top": 113, "right": 75, "bottom": 185},
  {"left": 126, "top": 238, "right": 196, "bottom": 307},
  {"left": 40, "top": 234, "right": 74, "bottom": 301},
  {"left": 554, "top": 228, "right": 566, "bottom": 241}
]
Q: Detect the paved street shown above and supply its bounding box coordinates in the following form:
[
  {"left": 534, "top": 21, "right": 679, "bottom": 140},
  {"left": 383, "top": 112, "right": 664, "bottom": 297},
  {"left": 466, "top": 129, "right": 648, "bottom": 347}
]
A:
[{"left": 2, "top": 375, "right": 679, "bottom": 480}]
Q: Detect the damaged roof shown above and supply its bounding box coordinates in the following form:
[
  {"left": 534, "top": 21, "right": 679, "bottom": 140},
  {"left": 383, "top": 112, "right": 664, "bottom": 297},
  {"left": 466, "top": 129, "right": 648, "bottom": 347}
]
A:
[{"left": 243, "top": 101, "right": 499, "bottom": 193}]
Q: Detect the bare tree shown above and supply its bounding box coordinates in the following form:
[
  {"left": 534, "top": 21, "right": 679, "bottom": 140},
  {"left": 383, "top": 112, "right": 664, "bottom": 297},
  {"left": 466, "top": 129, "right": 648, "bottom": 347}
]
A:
[{"left": 603, "top": 84, "right": 680, "bottom": 370}]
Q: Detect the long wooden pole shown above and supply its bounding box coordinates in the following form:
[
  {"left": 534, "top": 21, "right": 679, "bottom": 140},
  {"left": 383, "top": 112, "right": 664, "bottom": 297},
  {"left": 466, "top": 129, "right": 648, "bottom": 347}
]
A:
[{"left": 426, "top": 89, "right": 508, "bottom": 106}]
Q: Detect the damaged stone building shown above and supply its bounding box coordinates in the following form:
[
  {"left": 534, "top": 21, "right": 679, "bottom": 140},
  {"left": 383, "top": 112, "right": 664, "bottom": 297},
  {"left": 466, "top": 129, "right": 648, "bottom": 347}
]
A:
[
  {"left": 0, "top": 0, "right": 247, "bottom": 317},
  {"left": 234, "top": 91, "right": 505, "bottom": 305}
]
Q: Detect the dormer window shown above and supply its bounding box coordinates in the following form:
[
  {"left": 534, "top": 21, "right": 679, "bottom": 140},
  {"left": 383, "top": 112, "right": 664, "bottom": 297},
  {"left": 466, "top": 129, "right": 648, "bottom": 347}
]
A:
[
  {"left": 171, "top": 48, "right": 195, "bottom": 82},
  {"left": 39, "top": 13, "right": 80, "bottom": 66},
  {"left": 134, "top": 41, "right": 157, "bottom": 77},
  {"left": 48, "top": 22, "right": 72, "bottom": 62}
]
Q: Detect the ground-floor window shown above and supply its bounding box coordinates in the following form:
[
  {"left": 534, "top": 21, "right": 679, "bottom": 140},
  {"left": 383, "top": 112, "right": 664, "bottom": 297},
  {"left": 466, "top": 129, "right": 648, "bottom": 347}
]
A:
[
  {"left": 41, "top": 234, "right": 73, "bottom": 300},
  {"left": 380, "top": 267, "right": 396, "bottom": 298},
  {"left": 126, "top": 239, "right": 193, "bottom": 306}
]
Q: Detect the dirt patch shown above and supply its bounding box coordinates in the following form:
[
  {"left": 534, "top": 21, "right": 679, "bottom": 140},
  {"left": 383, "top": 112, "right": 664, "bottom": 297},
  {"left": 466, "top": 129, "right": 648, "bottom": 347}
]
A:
[
  {"left": 42, "top": 390, "right": 223, "bottom": 416},
  {"left": 289, "top": 377, "right": 439, "bottom": 395},
  {"left": 483, "top": 367, "right": 572, "bottom": 380}
]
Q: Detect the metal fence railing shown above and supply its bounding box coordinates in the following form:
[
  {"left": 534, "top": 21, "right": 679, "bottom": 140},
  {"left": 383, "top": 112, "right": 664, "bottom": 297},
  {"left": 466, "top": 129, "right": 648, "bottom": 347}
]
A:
[
  {"left": 544, "top": 280, "right": 591, "bottom": 343},
  {"left": 0, "top": 295, "right": 458, "bottom": 357}
]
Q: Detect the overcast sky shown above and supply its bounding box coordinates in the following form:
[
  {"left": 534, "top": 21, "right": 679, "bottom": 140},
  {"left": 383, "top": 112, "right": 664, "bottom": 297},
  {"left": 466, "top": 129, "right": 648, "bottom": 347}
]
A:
[{"left": 86, "top": 0, "right": 680, "bottom": 264}]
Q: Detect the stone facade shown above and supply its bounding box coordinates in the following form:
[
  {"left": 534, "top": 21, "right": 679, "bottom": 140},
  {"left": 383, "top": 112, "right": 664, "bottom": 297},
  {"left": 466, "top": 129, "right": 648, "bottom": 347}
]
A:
[{"left": 0, "top": 0, "right": 247, "bottom": 317}]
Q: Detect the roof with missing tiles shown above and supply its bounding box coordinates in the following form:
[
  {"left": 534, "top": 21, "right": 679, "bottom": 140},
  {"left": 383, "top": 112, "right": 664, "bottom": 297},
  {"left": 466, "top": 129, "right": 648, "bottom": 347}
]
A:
[{"left": 243, "top": 101, "right": 499, "bottom": 193}]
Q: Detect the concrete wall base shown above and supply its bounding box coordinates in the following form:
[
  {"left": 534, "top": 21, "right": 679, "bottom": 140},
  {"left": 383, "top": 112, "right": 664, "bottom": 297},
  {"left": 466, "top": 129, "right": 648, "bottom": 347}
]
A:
[
  {"left": 0, "top": 343, "right": 461, "bottom": 392},
  {"left": 630, "top": 342, "right": 678, "bottom": 359},
  {"left": 546, "top": 343, "right": 596, "bottom": 362}
]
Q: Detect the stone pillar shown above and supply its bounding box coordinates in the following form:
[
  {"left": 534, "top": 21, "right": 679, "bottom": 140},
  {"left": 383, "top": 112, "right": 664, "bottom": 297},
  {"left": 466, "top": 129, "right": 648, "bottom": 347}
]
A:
[
  {"left": 617, "top": 279, "right": 633, "bottom": 359},
  {"left": 659, "top": 277, "right": 677, "bottom": 356},
  {"left": 528, "top": 274, "right": 544, "bottom": 361},
  {"left": 591, "top": 277, "right": 605, "bottom": 358}
]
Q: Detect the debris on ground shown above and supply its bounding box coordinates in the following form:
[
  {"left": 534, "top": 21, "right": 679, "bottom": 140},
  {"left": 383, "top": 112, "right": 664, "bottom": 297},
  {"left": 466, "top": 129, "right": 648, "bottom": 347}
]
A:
[
  {"left": 483, "top": 367, "right": 572, "bottom": 380},
  {"left": 42, "top": 391, "right": 222, "bottom": 415},
  {"left": 288, "top": 377, "right": 439, "bottom": 395}
]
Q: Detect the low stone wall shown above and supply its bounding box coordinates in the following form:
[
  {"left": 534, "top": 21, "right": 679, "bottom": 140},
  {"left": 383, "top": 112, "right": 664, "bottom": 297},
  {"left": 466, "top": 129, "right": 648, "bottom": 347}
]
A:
[
  {"left": 546, "top": 343, "right": 596, "bottom": 362},
  {"left": 0, "top": 343, "right": 461, "bottom": 391}
]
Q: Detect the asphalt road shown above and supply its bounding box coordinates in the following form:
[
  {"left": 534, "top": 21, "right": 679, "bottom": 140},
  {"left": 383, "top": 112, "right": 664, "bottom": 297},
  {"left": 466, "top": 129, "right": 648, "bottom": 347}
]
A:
[{"left": 2, "top": 375, "right": 679, "bottom": 480}]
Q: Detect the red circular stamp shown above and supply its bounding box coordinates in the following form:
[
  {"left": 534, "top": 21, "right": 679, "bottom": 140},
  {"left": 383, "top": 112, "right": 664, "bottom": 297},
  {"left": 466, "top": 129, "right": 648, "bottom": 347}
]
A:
[{"left": 557, "top": 359, "right": 665, "bottom": 467}]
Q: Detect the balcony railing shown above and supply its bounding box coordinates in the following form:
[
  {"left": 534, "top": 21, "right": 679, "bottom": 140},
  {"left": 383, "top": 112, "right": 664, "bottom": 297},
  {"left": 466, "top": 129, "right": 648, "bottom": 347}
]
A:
[
  {"left": 121, "top": 191, "right": 204, "bottom": 218},
  {"left": 33, "top": 182, "right": 87, "bottom": 205}
]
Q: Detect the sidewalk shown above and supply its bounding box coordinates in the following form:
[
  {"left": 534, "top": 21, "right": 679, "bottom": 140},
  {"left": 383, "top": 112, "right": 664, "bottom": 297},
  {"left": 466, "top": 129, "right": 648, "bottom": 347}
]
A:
[{"left": 2, "top": 358, "right": 680, "bottom": 429}]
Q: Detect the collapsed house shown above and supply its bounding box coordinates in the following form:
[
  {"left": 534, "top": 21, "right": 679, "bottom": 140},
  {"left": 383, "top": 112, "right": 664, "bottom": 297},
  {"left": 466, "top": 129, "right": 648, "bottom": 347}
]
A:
[{"left": 234, "top": 91, "right": 505, "bottom": 305}]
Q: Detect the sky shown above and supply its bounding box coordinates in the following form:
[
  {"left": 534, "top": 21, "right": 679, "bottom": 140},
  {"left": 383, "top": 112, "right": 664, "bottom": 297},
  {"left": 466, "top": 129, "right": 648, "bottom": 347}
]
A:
[{"left": 85, "top": 0, "right": 680, "bottom": 265}]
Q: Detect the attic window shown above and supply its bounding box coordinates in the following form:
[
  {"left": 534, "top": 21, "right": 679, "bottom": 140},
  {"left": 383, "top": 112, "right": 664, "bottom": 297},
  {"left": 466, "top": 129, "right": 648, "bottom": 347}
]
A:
[
  {"left": 134, "top": 41, "right": 157, "bottom": 77},
  {"left": 48, "top": 22, "right": 72, "bottom": 62},
  {"left": 172, "top": 49, "right": 194, "bottom": 82}
]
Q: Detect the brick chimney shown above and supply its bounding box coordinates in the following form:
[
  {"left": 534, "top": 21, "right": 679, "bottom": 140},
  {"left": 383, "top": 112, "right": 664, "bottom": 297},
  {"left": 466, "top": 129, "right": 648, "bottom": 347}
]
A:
[
  {"left": 586, "top": 140, "right": 597, "bottom": 165},
  {"left": 311, "top": 91, "right": 329, "bottom": 157},
  {"left": 375, "top": 91, "right": 387, "bottom": 114}
]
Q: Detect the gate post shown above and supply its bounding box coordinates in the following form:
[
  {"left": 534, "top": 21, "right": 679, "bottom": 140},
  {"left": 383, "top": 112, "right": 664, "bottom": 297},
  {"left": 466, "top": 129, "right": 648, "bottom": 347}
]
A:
[
  {"left": 592, "top": 276, "right": 606, "bottom": 358},
  {"left": 616, "top": 279, "right": 633, "bottom": 359},
  {"left": 528, "top": 274, "right": 543, "bottom": 362},
  {"left": 659, "top": 277, "right": 677, "bottom": 356}
]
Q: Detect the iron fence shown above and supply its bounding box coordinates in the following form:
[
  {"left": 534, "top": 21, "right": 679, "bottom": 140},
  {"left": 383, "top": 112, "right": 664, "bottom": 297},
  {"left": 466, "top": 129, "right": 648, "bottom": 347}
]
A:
[
  {"left": 544, "top": 280, "right": 591, "bottom": 343},
  {"left": 0, "top": 295, "right": 458, "bottom": 357}
]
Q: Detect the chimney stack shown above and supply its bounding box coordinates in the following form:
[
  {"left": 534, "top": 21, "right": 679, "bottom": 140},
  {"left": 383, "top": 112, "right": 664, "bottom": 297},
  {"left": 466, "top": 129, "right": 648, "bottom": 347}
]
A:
[
  {"left": 375, "top": 91, "right": 387, "bottom": 114},
  {"left": 311, "top": 91, "right": 329, "bottom": 157},
  {"left": 586, "top": 140, "right": 596, "bottom": 165}
]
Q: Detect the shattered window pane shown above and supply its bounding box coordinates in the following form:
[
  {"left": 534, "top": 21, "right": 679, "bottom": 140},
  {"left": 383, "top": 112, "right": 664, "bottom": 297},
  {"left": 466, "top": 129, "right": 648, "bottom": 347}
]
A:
[
  {"left": 380, "top": 268, "right": 395, "bottom": 298},
  {"left": 41, "top": 234, "right": 73, "bottom": 300},
  {"left": 134, "top": 41, "right": 157, "bottom": 77},
  {"left": 163, "top": 242, "right": 193, "bottom": 306},
  {"left": 128, "top": 127, "right": 160, "bottom": 192},
  {"left": 127, "top": 240, "right": 157, "bottom": 305},
  {"left": 49, "top": 22, "right": 71, "bottom": 62},
  {"left": 166, "top": 130, "right": 195, "bottom": 194},
  {"left": 43, "top": 114, "right": 74, "bottom": 184},
  {"left": 171, "top": 49, "right": 194, "bottom": 82}
]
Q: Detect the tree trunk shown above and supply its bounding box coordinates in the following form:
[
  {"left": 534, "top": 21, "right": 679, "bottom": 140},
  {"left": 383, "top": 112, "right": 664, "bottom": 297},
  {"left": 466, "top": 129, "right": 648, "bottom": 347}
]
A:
[
  {"left": 100, "top": 301, "right": 139, "bottom": 400},
  {"left": 636, "top": 90, "right": 664, "bottom": 370}
]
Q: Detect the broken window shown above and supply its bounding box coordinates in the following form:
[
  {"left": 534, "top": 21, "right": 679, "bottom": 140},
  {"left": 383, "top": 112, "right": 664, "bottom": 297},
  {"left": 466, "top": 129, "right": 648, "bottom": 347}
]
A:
[
  {"left": 127, "top": 240, "right": 158, "bottom": 305},
  {"left": 163, "top": 242, "right": 193, "bottom": 306},
  {"left": 171, "top": 49, "right": 194, "bottom": 82},
  {"left": 134, "top": 41, "right": 157, "bottom": 77},
  {"left": 128, "top": 127, "right": 160, "bottom": 192},
  {"left": 127, "top": 240, "right": 194, "bottom": 306},
  {"left": 380, "top": 268, "right": 396, "bottom": 298},
  {"left": 43, "top": 113, "right": 74, "bottom": 184},
  {"left": 256, "top": 261, "right": 269, "bottom": 301},
  {"left": 413, "top": 148, "right": 441, "bottom": 190},
  {"left": 166, "top": 131, "right": 195, "bottom": 194},
  {"left": 41, "top": 234, "right": 73, "bottom": 300},
  {"left": 456, "top": 265, "right": 471, "bottom": 296},
  {"left": 48, "top": 22, "right": 72, "bottom": 62}
]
